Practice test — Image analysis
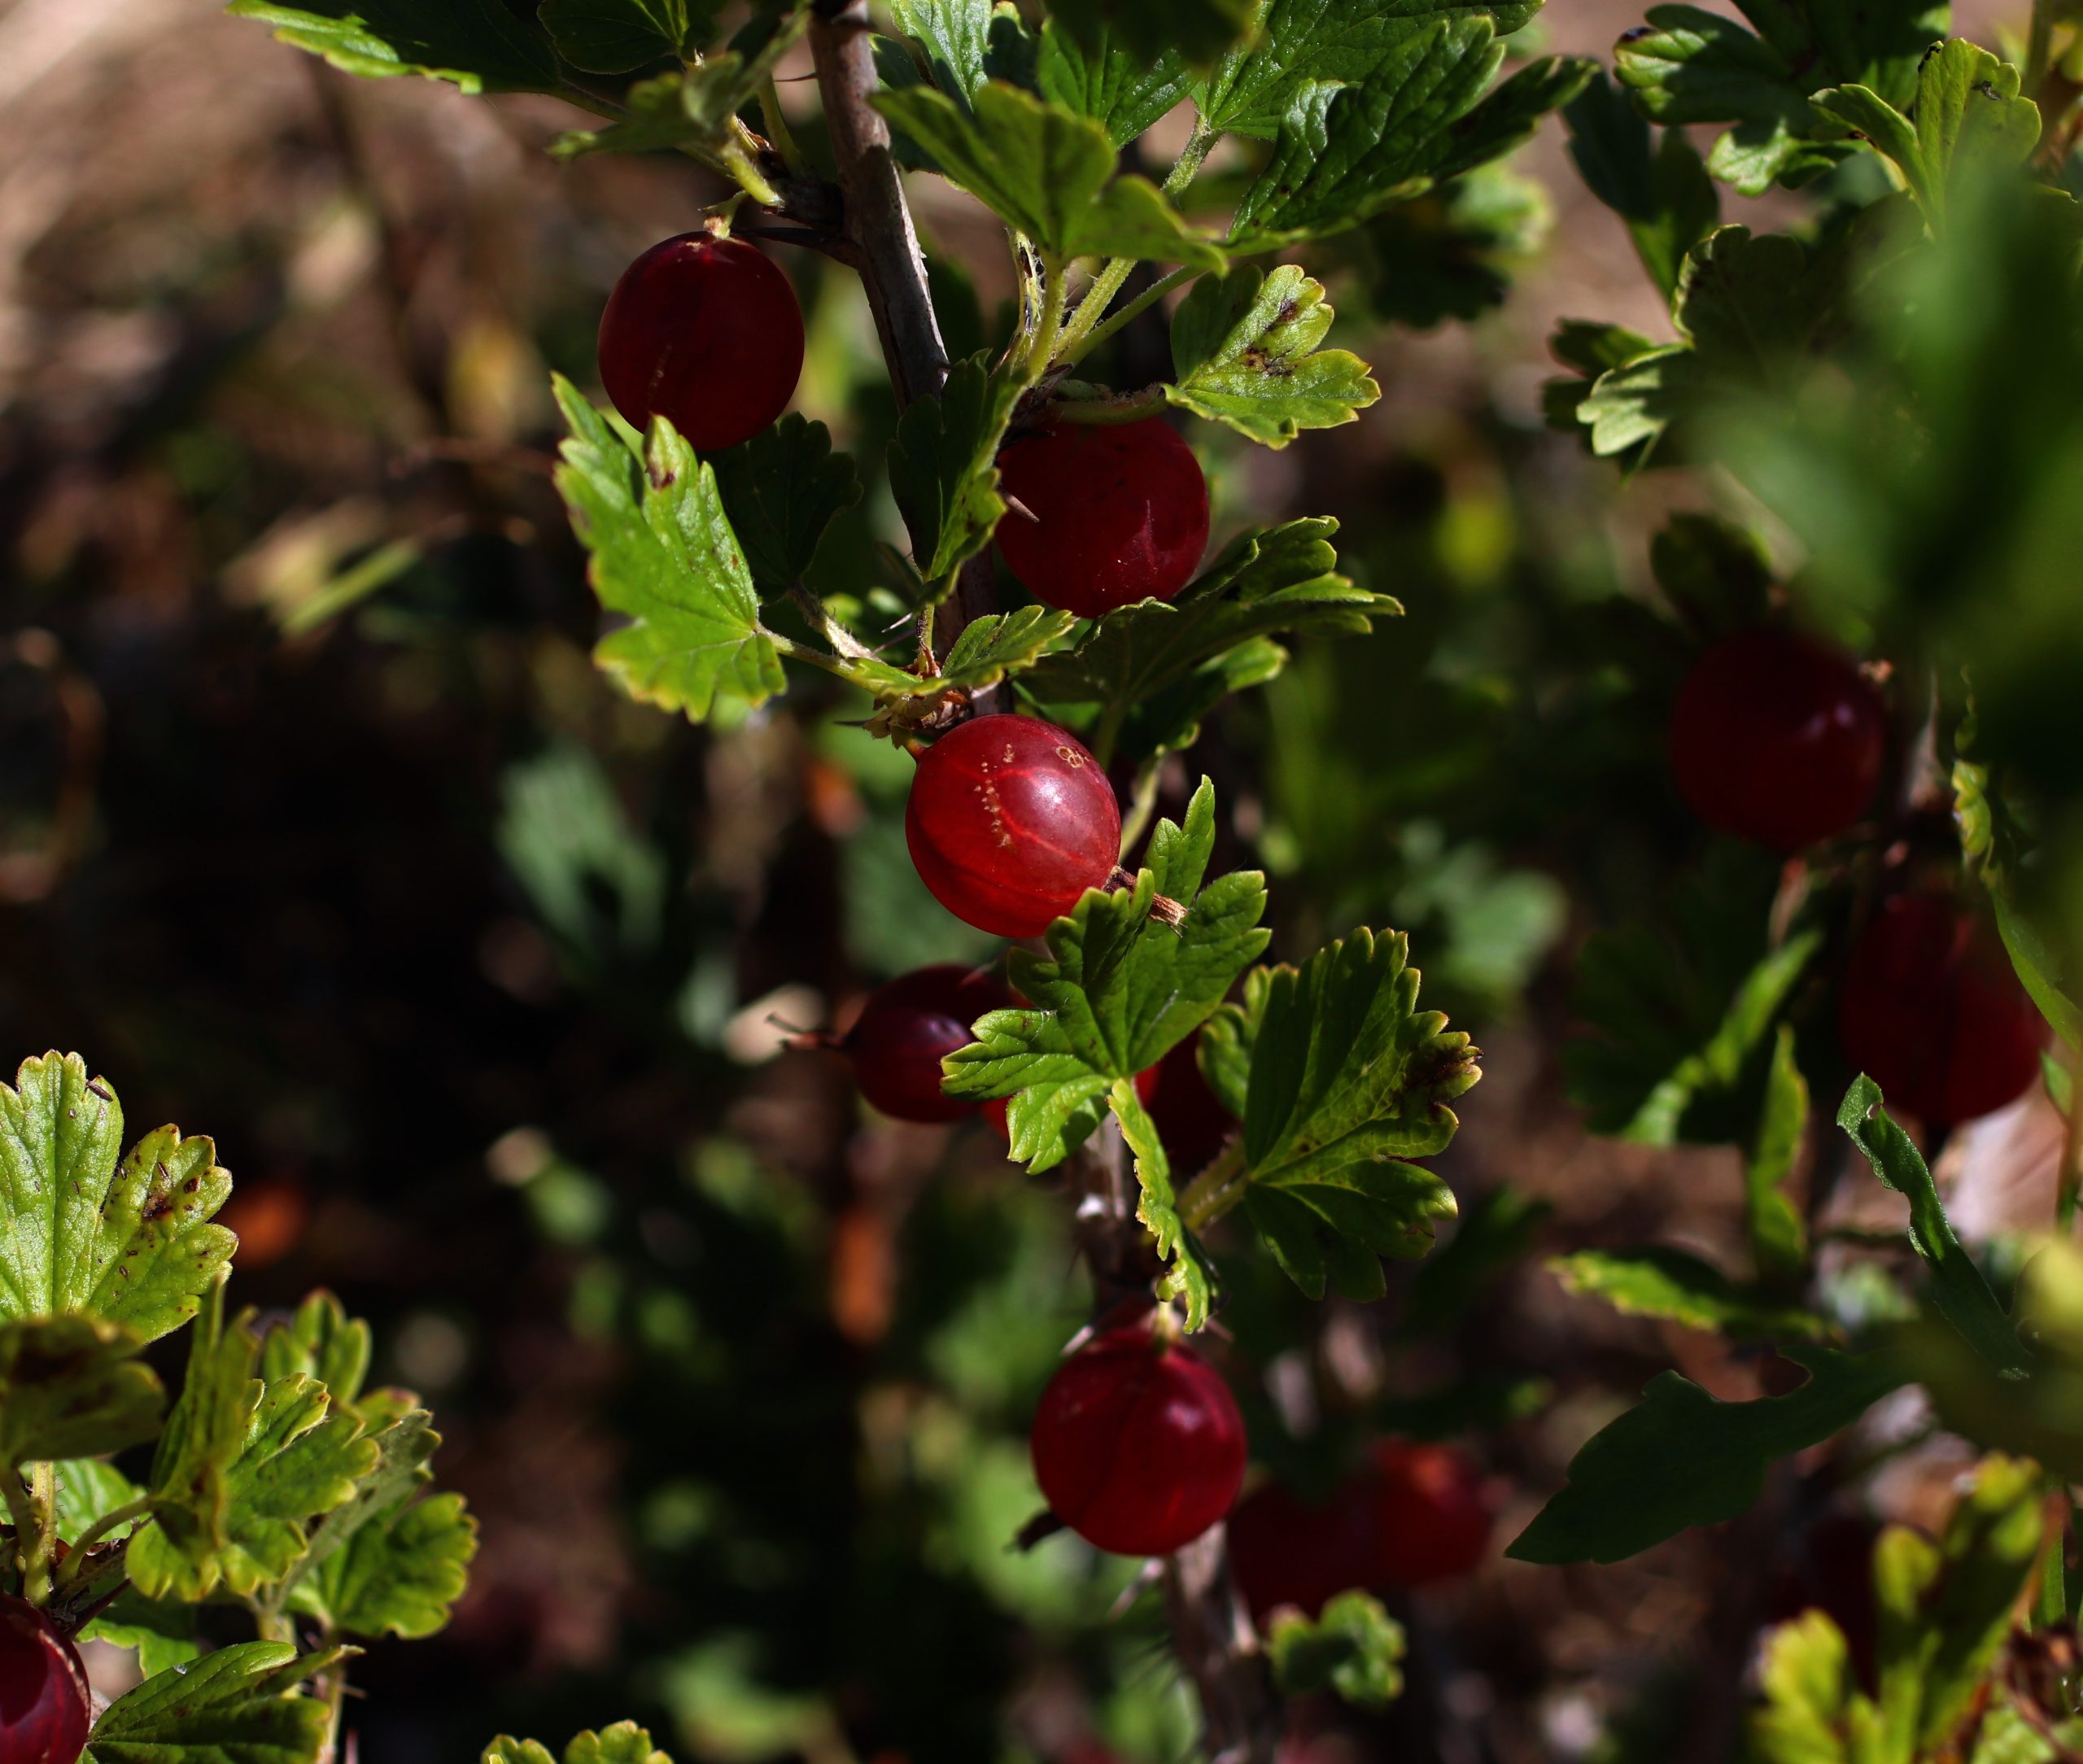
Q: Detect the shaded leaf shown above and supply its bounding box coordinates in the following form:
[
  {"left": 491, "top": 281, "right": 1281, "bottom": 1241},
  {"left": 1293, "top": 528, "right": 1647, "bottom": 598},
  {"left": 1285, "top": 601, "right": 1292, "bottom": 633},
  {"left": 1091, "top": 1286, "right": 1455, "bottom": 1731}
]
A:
[
  {"left": 1549, "top": 1247, "right": 1828, "bottom": 1340},
  {"left": 538, "top": 0, "right": 701, "bottom": 72},
  {"left": 0, "top": 1316, "right": 162, "bottom": 1466},
  {"left": 710, "top": 417, "right": 861, "bottom": 599},
  {"left": 1035, "top": 20, "right": 1188, "bottom": 145},
  {"left": 224, "top": 0, "right": 559, "bottom": 93},
  {"left": 885, "top": 354, "right": 1025, "bottom": 585},
  {"left": 1564, "top": 69, "right": 1719, "bottom": 300}
]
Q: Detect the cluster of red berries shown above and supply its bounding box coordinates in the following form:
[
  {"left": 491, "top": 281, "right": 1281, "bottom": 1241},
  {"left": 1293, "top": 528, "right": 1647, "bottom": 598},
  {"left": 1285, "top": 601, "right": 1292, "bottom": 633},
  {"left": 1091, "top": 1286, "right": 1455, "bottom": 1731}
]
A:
[
  {"left": 1665, "top": 626, "right": 2042, "bottom": 1124},
  {"left": 0, "top": 1596, "right": 91, "bottom": 1764}
]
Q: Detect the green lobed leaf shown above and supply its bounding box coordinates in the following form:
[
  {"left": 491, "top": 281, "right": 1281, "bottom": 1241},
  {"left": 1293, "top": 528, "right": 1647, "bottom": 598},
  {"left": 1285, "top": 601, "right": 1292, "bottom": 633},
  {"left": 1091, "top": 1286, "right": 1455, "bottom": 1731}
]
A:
[
  {"left": 884, "top": 0, "right": 1036, "bottom": 112},
  {"left": 257, "top": 1290, "right": 370, "bottom": 1409},
  {"left": 1836, "top": 1074, "right": 2027, "bottom": 1373},
  {"left": 885, "top": 353, "right": 1025, "bottom": 586},
  {"left": 223, "top": 0, "right": 558, "bottom": 94},
  {"left": 1507, "top": 1347, "right": 1908, "bottom": 1565},
  {"left": 836, "top": 606, "right": 1080, "bottom": 707},
  {"left": 1748, "top": 1609, "right": 1879, "bottom": 1762},
  {"left": 538, "top": 0, "right": 703, "bottom": 72},
  {"left": 548, "top": 15, "right": 804, "bottom": 162},
  {"left": 1564, "top": 70, "right": 1719, "bottom": 302},
  {"left": 1034, "top": 20, "right": 1188, "bottom": 146},
  {"left": 1548, "top": 1247, "right": 1828, "bottom": 1340},
  {"left": 0, "top": 1315, "right": 163, "bottom": 1466},
  {"left": 84, "top": 1640, "right": 348, "bottom": 1764},
  {"left": 710, "top": 417, "right": 861, "bottom": 600},
  {"left": 1021, "top": 519, "right": 1399, "bottom": 766},
  {"left": 82, "top": 1588, "right": 203, "bottom": 1678},
  {"left": 483, "top": 1725, "right": 675, "bottom": 1764},
  {"left": 1164, "top": 264, "right": 1381, "bottom": 446},
  {"left": 1209, "top": 928, "right": 1477, "bottom": 1301},
  {"left": 1265, "top": 1591, "right": 1407, "bottom": 1709},
  {"left": 1045, "top": 0, "right": 1256, "bottom": 68},
  {"left": 870, "top": 82, "right": 1222, "bottom": 267},
  {"left": 295, "top": 1488, "right": 477, "bottom": 1639},
  {"left": 0, "top": 1053, "right": 237, "bottom": 1344},
  {"left": 1347, "top": 164, "right": 1554, "bottom": 332},
  {"left": 1745, "top": 1024, "right": 1811, "bottom": 1285},
  {"left": 552, "top": 378, "right": 785, "bottom": 724}
]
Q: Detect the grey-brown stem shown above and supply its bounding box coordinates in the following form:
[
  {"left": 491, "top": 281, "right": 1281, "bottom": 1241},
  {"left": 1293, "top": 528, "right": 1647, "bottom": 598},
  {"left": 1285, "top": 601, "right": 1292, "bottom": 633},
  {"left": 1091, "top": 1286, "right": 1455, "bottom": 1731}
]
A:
[{"left": 806, "top": 0, "right": 1004, "bottom": 705}]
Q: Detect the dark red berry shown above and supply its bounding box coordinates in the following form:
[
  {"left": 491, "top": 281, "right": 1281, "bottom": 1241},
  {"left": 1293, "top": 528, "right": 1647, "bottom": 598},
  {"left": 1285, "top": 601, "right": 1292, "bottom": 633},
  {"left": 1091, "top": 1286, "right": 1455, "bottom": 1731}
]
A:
[
  {"left": 1227, "top": 1478, "right": 1379, "bottom": 1620},
  {"left": 1838, "top": 893, "right": 2045, "bottom": 1124},
  {"left": 0, "top": 1597, "right": 90, "bottom": 1764},
  {"left": 596, "top": 234, "right": 805, "bottom": 453},
  {"left": 994, "top": 420, "right": 1210, "bottom": 618},
  {"left": 1139, "top": 1036, "right": 1236, "bottom": 1175},
  {"left": 906, "top": 715, "right": 1121, "bottom": 939},
  {"left": 841, "top": 965, "right": 1013, "bottom": 1124},
  {"left": 1667, "top": 629, "right": 1886, "bottom": 849},
  {"left": 1766, "top": 1510, "right": 1880, "bottom": 1692},
  {"left": 1369, "top": 1440, "right": 1494, "bottom": 1587},
  {"left": 1030, "top": 1324, "right": 1247, "bottom": 1557}
]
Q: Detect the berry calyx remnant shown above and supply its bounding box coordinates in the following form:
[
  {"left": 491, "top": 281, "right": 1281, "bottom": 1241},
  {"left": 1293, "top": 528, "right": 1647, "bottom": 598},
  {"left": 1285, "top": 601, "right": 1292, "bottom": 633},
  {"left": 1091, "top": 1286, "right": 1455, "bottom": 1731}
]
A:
[
  {"left": 1837, "top": 892, "right": 2045, "bottom": 1124},
  {"left": 906, "top": 715, "right": 1122, "bottom": 940},
  {"left": 1029, "top": 1323, "right": 1247, "bottom": 1557},
  {"left": 0, "top": 1596, "right": 91, "bottom": 1764},
  {"left": 1371, "top": 1439, "right": 1494, "bottom": 1587},
  {"left": 596, "top": 234, "right": 805, "bottom": 454},
  {"left": 841, "top": 965, "right": 1013, "bottom": 1124},
  {"left": 1666, "top": 629, "right": 1886, "bottom": 849},
  {"left": 994, "top": 420, "right": 1211, "bottom": 618}
]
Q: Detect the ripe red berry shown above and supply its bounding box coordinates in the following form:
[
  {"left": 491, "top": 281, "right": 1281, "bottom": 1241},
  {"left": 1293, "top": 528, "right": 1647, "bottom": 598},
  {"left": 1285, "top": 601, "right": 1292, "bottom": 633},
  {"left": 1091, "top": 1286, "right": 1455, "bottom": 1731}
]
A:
[
  {"left": 1666, "top": 629, "right": 1886, "bottom": 849},
  {"left": 0, "top": 1596, "right": 91, "bottom": 1764},
  {"left": 1139, "top": 1036, "right": 1236, "bottom": 1175},
  {"left": 1030, "top": 1324, "right": 1247, "bottom": 1557},
  {"left": 841, "top": 965, "right": 1013, "bottom": 1124},
  {"left": 906, "top": 715, "right": 1121, "bottom": 940},
  {"left": 596, "top": 234, "right": 805, "bottom": 454},
  {"left": 994, "top": 420, "right": 1210, "bottom": 618},
  {"left": 1227, "top": 1478, "right": 1379, "bottom": 1620},
  {"left": 1838, "top": 893, "right": 2045, "bottom": 1124},
  {"left": 1369, "top": 1440, "right": 1494, "bottom": 1587}
]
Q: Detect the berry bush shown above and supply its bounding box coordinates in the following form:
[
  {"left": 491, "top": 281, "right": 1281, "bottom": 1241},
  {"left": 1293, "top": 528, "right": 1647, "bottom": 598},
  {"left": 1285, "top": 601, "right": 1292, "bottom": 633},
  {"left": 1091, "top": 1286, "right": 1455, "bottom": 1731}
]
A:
[{"left": 5, "top": 0, "right": 2083, "bottom": 1759}]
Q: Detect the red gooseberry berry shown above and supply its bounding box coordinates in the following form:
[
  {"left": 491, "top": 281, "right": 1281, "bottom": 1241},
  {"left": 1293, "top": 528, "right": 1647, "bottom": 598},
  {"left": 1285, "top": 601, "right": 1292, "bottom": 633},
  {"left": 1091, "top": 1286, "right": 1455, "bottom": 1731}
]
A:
[
  {"left": 1227, "top": 1477, "right": 1380, "bottom": 1620},
  {"left": 994, "top": 420, "right": 1211, "bottom": 619},
  {"left": 906, "top": 715, "right": 1121, "bottom": 940},
  {"left": 1666, "top": 628, "right": 1886, "bottom": 849},
  {"left": 1030, "top": 1323, "right": 1247, "bottom": 1557},
  {"left": 0, "top": 1596, "right": 91, "bottom": 1764},
  {"left": 1838, "top": 893, "right": 2045, "bottom": 1124},
  {"left": 1139, "top": 1035, "right": 1237, "bottom": 1176},
  {"left": 841, "top": 965, "right": 1014, "bottom": 1124},
  {"left": 1370, "top": 1439, "right": 1495, "bottom": 1587},
  {"left": 596, "top": 233, "right": 805, "bottom": 454}
]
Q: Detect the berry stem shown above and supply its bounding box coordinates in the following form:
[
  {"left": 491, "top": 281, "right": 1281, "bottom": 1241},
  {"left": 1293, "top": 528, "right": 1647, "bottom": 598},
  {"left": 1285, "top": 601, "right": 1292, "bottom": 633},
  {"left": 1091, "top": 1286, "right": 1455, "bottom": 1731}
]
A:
[
  {"left": 50, "top": 1496, "right": 154, "bottom": 1593},
  {"left": 1046, "top": 382, "right": 1171, "bottom": 426},
  {"left": 1178, "top": 1139, "right": 1249, "bottom": 1233},
  {"left": 2059, "top": 1084, "right": 2081, "bottom": 1233},
  {"left": 1059, "top": 264, "right": 1202, "bottom": 369},
  {"left": 5, "top": 1463, "right": 56, "bottom": 1606}
]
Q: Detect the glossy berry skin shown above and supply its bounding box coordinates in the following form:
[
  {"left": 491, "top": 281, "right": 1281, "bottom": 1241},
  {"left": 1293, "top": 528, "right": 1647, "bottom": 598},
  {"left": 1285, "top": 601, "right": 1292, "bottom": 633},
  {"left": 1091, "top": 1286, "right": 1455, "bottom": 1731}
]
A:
[
  {"left": 994, "top": 420, "right": 1210, "bottom": 618},
  {"left": 1140, "top": 1036, "right": 1237, "bottom": 1176},
  {"left": 1370, "top": 1440, "right": 1494, "bottom": 1587},
  {"left": 0, "top": 1596, "right": 91, "bottom": 1764},
  {"left": 1667, "top": 629, "right": 1886, "bottom": 849},
  {"left": 1227, "top": 1478, "right": 1379, "bottom": 1620},
  {"left": 906, "top": 715, "right": 1121, "bottom": 939},
  {"left": 1031, "top": 1325, "right": 1247, "bottom": 1557},
  {"left": 844, "top": 965, "right": 1013, "bottom": 1124},
  {"left": 1838, "top": 893, "right": 2045, "bottom": 1124},
  {"left": 596, "top": 234, "right": 804, "bottom": 453}
]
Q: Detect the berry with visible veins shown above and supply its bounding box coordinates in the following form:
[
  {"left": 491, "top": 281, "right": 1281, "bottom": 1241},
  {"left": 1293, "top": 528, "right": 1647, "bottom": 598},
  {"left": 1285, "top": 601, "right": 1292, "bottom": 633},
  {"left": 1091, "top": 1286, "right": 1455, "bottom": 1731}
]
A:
[
  {"left": 1371, "top": 1439, "right": 1494, "bottom": 1587},
  {"left": 1030, "top": 1324, "right": 1247, "bottom": 1557},
  {"left": 596, "top": 233, "right": 805, "bottom": 453},
  {"left": 841, "top": 965, "right": 1013, "bottom": 1124},
  {"left": 1838, "top": 893, "right": 2045, "bottom": 1124},
  {"left": 906, "top": 715, "right": 1121, "bottom": 939},
  {"left": 1667, "top": 629, "right": 1886, "bottom": 849},
  {"left": 1227, "top": 1477, "right": 1379, "bottom": 1620},
  {"left": 994, "top": 420, "right": 1210, "bottom": 618},
  {"left": 0, "top": 1596, "right": 91, "bottom": 1764}
]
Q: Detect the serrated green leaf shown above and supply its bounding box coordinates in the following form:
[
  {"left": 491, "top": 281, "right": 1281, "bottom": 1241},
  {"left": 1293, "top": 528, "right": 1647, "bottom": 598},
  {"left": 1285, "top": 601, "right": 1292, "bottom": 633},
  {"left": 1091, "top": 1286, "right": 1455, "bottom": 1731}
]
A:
[
  {"left": 548, "top": 13, "right": 806, "bottom": 159},
  {"left": 1046, "top": 0, "right": 1255, "bottom": 68},
  {"left": 296, "top": 1488, "right": 476, "bottom": 1639},
  {"left": 129, "top": 1295, "right": 379, "bottom": 1602},
  {"left": 1035, "top": 20, "right": 1188, "bottom": 145},
  {"left": 1229, "top": 25, "right": 1592, "bottom": 248},
  {"left": 1564, "top": 69, "right": 1719, "bottom": 301},
  {"left": 1836, "top": 1075, "right": 2027, "bottom": 1373},
  {"left": 1195, "top": 0, "right": 1547, "bottom": 140},
  {"left": 57, "top": 1456, "right": 146, "bottom": 1533},
  {"left": 1266, "top": 1591, "right": 1407, "bottom": 1709},
  {"left": 1550, "top": 319, "right": 1658, "bottom": 378},
  {"left": 1022, "top": 519, "right": 1397, "bottom": 766},
  {"left": 835, "top": 606, "right": 1078, "bottom": 706},
  {"left": 1549, "top": 1247, "right": 1828, "bottom": 1340},
  {"left": 884, "top": 0, "right": 1035, "bottom": 111},
  {"left": 83, "top": 1589, "right": 203, "bottom": 1678},
  {"left": 485, "top": 1726, "right": 675, "bottom": 1764},
  {"left": 871, "top": 83, "right": 1223, "bottom": 267},
  {"left": 224, "top": 0, "right": 558, "bottom": 93},
  {"left": 1507, "top": 1347, "right": 1907, "bottom": 1565},
  {"left": 1347, "top": 164, "right": 1553, "bottom": 333},
  {"left": 84, "top": 1640, "right": 347, "bottom": 1764},
  {"left": 1749, "top": 1609, "right": 1874, "bottom": 1763},
  {"left": 258, "top": 1290, "right": 370, "bottom": 1409},
  {"left": 1164, "top": 264, "right": 1379, "bottom": 446},
  {"left": 1745, "top": 1024, "right": 1811, "bottom": 1285},
  {"left": 0, "top": 1315, "right": 162, "bottom": 1466},
  {"left": 1565, "top": 845, "right": 1819, "bottom": 1143},
  {"left": 710, "top": 416, "right": 860, "bottom": 600},
  {"left": 1574, "top": 344, "right": 1697, "bottom": 461},
  {"left": 552, "top": 378, "right": 784, "bottom": 723},
  {"left": 885, "top": 353, "right": 1024, "bottom": 585},
  {"left": 0, "top": 1053, "right": 237, "bottom": 1345},
  {"left": 538, "top": 0, "right": 699, "bottom": 72}
]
